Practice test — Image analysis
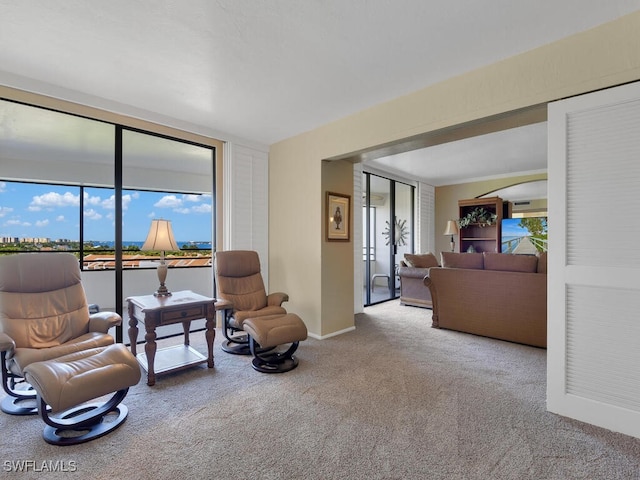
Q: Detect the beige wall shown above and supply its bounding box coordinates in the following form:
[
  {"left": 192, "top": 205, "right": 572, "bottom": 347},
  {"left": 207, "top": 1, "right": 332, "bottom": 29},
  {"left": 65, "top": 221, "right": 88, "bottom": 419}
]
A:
[
  {"left": 321, "top": 160, "right": 355, "bottom": 337},
  {"left": 434, "top": 173, "right": 548, "bottom": 256},
  {"left": 268, "top": 134, "right": 324, "bottom": 335},
  {"left": 269, "top": 11, "right": 640, "bottom": 336}
]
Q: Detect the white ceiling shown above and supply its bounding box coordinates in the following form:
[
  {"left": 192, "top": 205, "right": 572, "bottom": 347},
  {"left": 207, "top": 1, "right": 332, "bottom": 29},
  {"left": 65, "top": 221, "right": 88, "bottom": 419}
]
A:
[
  {"left": 0, "top": 1, "right": 638, "bottom": 184},
  {"left": 367, "top": 121, "right": 548, "bottom": 186}
]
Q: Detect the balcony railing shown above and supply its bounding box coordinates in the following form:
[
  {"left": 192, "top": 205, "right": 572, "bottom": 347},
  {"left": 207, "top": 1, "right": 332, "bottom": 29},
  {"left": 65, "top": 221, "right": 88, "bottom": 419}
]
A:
[{"left": 0, "top": 245, "right": 212, "bottom": 270}]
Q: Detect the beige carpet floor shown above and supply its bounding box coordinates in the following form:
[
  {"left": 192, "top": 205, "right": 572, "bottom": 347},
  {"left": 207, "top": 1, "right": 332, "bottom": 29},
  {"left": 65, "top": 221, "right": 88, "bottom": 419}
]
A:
[{"left": 2, "top": 300, "right": 640, "bottom": 479}]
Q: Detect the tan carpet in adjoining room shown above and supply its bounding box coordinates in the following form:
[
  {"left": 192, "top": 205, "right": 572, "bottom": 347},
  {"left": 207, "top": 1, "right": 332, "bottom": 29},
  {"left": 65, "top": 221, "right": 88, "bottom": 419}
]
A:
[{"left": 1, "top": 300, "right": 640, "bottom": 480}]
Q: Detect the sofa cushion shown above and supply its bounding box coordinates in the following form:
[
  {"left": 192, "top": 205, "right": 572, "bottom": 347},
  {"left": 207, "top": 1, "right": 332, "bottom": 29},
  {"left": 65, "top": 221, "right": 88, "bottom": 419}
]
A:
[
  {"left": 536, "top": 251, "right": 547, "bottom": 274},
  {"left": 404, "top": 253, "right": 438, "bottom": 269},
  {"left": 483, "top": 253, "right": 538, "bottom": 273},
  {"left": 440, "top": 252, "right": 484, "bottom": 270}
]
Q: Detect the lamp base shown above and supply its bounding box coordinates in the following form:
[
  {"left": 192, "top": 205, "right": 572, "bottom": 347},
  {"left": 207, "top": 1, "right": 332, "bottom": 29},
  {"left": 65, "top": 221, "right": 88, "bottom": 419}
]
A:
[
  {"left": 154, "top": 262, "right": 171, "bottom": 297},
  {"left": 154, "top": 285, "right": 172, "bottom": 297}
]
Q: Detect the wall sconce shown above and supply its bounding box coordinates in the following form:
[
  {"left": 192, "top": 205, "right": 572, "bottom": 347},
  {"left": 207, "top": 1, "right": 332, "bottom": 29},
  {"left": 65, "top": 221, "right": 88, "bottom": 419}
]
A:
[
  {"left": 443, "top": 220, "right": 459, "bottom": 252},
  {"left": 141, "top": 219, "right": 179, "bottom": 297}
]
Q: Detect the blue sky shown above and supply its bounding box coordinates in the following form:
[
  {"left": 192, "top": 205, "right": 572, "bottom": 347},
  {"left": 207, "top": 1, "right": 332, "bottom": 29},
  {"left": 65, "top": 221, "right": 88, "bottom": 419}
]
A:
[
  {"left": 502, "top": 218, "right": 530, "bottom": 238},
  {"left": 0, "top": 181, "right": 212, "bottom": 243}
]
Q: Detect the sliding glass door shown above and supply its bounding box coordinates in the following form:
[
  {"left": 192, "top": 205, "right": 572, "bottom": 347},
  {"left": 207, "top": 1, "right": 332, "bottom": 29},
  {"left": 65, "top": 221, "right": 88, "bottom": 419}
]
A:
[{"left": 363, "top": 172, "right": 414, "bottom": 306}]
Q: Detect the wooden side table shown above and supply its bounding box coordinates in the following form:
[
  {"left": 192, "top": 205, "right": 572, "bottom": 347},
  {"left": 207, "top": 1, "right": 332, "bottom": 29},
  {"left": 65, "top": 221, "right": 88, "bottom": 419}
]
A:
[{"left": 126, "top": 290, "right": 216, "bottom": 386}]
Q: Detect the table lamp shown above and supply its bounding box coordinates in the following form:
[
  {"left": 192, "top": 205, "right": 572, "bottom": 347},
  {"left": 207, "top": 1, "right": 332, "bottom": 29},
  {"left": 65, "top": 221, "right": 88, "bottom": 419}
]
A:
[
  {"left": 141, "top": 219, "right": 179, "bottom": 297},
  {"left": 443, "top": 220, "right": 459, "bottom": 252}
]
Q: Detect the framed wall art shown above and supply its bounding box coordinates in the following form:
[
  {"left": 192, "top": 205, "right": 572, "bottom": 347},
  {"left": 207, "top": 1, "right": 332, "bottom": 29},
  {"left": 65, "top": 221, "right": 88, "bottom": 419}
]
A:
[{"left": 326, "top": 192, "right": 350, "bottom": 241}]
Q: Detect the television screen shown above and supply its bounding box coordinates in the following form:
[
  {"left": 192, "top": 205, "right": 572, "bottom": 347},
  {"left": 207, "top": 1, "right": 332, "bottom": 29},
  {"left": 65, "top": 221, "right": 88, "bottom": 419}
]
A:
[{"left": 501, "top": 217, "right": 548, "bottom": 254}]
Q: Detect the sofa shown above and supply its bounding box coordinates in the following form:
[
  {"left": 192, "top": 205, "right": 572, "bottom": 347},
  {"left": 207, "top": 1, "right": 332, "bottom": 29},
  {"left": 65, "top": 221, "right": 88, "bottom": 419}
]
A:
[
  {"left": 423, "top": 251, "right": 547, "bottom": 348},
  {"left": 398, "top": 253, "right": 439, "bottom": 308}
]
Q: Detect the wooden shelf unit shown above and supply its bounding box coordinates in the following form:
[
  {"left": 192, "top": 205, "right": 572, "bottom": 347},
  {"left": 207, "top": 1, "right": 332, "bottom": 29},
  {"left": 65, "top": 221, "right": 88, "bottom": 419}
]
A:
[{"left": 458, "top": 196, "right": 510, "bottom": 253}]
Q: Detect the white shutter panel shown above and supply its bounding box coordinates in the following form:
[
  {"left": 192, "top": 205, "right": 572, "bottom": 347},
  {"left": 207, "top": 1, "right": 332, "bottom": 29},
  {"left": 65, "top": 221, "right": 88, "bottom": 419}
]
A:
[
  {"left": 223, "top": 143, "right": 269, "bottom": 282},
  {"left": 418, "top": 182, "right": 435, "bottom": 254},
  {"left": 353, "top": 163, "right": 364, "bottom": 312}
]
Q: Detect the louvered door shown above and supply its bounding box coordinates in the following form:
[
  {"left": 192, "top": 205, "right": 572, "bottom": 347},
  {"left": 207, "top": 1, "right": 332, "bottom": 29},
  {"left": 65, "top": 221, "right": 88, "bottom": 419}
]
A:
[{"left": 547, "top": 81, "right": 640, "bottom": 438}]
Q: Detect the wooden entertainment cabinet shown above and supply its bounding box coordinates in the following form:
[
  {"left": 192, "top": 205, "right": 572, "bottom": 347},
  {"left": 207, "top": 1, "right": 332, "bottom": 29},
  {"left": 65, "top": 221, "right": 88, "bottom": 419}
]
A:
[{"left": 458, "top": 196, "right": 511, "bottom": 253}]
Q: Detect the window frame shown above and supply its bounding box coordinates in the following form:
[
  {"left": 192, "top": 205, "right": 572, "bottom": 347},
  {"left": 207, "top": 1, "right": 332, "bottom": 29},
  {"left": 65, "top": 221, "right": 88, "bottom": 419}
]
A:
[{"left": 0, "top": 98, "right": 217, "bottom": 342}]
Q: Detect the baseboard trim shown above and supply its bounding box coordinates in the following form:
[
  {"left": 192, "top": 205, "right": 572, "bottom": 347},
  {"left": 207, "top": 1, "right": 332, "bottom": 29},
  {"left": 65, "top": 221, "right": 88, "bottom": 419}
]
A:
[{"left": 308, "top": 326, "right": 356, "bottom": 340}]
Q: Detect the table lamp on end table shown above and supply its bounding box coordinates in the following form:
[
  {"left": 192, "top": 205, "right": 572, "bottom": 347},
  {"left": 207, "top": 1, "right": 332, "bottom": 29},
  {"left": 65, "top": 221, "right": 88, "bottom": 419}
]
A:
[{"left": 141, "top": 219, "right": 179, "bottom": 297}]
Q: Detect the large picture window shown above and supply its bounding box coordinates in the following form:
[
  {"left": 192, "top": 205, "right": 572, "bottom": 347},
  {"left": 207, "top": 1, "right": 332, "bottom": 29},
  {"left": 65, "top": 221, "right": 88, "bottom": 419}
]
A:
[{"left": 0, "top": 98, "right": 217, "bottom": 342}]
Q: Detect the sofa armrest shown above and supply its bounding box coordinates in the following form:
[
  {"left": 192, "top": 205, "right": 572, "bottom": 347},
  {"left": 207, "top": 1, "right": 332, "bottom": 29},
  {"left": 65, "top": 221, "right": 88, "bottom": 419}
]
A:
[
  {"left": 89, "top": 311, "right": 122, "bottom": 333},
  {"left": 398, "top": 266, "right": 431, "bottom": 280},
  {"left": 267, "top": 292, "right": 289, "bottom": 306},
  {"left": 0, "top": 331, "right": 16, "bottom": 353}
]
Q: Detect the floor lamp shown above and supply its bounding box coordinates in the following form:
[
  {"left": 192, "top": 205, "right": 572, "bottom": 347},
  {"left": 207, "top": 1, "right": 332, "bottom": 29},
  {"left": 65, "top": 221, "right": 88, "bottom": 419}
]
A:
[{"left": 141, "top": 219, "right": 179, "bottom": 297}]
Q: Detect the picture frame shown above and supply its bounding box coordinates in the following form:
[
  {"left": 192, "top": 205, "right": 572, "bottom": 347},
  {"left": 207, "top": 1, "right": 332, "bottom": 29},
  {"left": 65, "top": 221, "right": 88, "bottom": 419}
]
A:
[{"left": 326, "top": 192, "right": 350, "bottom": 241}]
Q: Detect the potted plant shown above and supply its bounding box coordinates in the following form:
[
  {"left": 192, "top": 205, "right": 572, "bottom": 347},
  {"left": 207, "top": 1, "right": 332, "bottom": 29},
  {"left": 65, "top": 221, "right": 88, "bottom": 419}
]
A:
[{"left": 457, "top": 207, "right": 497, "bottom": 228}]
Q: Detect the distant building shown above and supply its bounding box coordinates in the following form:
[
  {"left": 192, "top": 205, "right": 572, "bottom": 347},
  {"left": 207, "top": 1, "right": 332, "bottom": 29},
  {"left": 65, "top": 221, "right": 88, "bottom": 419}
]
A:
[
  {"left": 19, "top": 237, "right": 50, "bottom": 243},
  {"left": 0, "top": 237, "right": 19, "bottom": 244}
]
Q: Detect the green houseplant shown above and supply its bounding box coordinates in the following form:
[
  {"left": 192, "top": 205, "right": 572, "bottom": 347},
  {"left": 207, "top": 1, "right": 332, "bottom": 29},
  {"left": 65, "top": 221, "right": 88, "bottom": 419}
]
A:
[{"left": 457, "top": 207, "right": 497, "bottom": 228}]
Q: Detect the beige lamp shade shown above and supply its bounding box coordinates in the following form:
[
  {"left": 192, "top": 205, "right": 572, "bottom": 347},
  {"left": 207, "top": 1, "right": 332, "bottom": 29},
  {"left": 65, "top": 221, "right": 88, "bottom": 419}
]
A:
[
  {"left": 141, "top": 219, "right": 179, "bottom": 252},
  {"left": 444, "top": 220, "right": 458, "bottom": 253},
  {"left": 142, "top": 219, "right": 179, "bottom": 297},
  {"left": 443, "top": 220, "right": 458, "bottom": 236}
]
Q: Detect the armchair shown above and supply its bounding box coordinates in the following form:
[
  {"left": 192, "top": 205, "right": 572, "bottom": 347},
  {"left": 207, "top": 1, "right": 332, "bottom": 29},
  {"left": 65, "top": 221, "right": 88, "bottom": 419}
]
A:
[
  {"left": 214, "top": 250, "right": 288, "bottom": 354},
  {"left": 0, "top": 253, "right": 120, "bottom": 415}
]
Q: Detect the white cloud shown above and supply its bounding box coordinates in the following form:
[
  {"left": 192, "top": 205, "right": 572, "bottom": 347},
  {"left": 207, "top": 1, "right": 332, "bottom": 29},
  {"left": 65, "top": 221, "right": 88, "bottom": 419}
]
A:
[
  {"left": 0, "top": 206, "right": 13, "bottom": 217},
  {"left": 84, "top": 209, "right": 102, "bottom": 220},
  {"left": 30, "top": 191, "right": 80, "bottom": 210},
  {"left": 56, "top": 215, "right": 65, "bottom": 222},
  {"left": 101, "top": 195, "right": 114, "bottom": 210},
  {"left": 100, "top": 195, "right": 116, "bottom": 210},
  {"left": 152, "top": 195, "right": 212, "bottom": 214},
  {"left": 191, "top": 203, "right": 212, "bottom": 213},
  {"left": 122, "top": 194, "right": 133, "bottom": 210},
  {"left": 183, "top": 194, "right": 201, "bottom": 203},
  {"left": 102, "top": 194, "right": 133, "bottom": 211},
  {"left": 5, "top": 219, "right": 30, "bottom": 227},
  {"left": 155, "top": 195, "right": 182, "bottom": 208},
  {"left": 35, "top": 219, "right": 49, "bottom": 227},
  {"left": 83, "top": 192, "right": 102, "bottom": 206}
]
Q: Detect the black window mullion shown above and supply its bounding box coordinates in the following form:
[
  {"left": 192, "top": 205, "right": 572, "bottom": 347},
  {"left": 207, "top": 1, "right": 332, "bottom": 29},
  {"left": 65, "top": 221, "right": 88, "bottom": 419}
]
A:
[
  {"left": 79, "top": 186, "right": 84, "bottom": 268},
  {"left": 114, "top": 126, "right": 123, "bottom": 343}
]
